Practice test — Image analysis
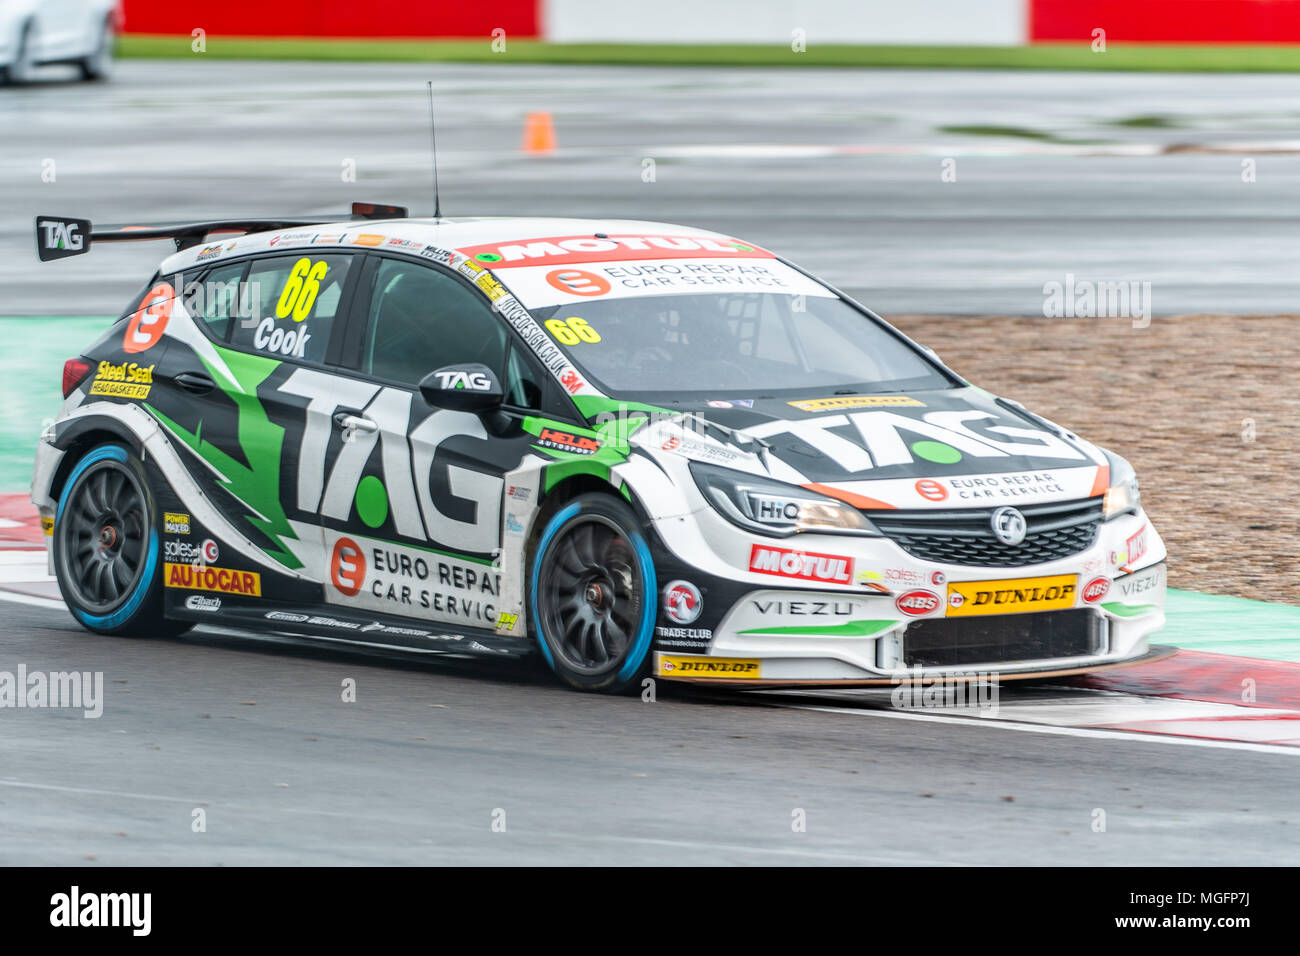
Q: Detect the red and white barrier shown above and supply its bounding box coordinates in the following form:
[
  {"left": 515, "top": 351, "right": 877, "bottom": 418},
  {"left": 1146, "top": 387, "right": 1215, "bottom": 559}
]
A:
[{"left": 117, "top": 1, "right": 1300, "bottom": 47}]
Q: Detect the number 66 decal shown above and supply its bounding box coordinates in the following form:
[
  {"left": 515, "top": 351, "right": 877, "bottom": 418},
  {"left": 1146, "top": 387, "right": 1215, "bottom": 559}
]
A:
[
  {"left": 544, "top": 316, "right": 601, "bottom": 345},
  {"left": 276, "top": 257, "right": 329, "bottom": 323},
  {"left": 123, "top": 281, "right": 175, "bottom": 354}
]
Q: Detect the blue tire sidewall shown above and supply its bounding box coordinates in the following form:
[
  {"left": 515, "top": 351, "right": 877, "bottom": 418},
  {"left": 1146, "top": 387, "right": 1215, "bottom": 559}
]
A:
[
  {"left": 57, "top": 443, "right": 160, "bottom": 631},
  {"left": 529, "top": 499, "right": 658, "bottom": 685}
]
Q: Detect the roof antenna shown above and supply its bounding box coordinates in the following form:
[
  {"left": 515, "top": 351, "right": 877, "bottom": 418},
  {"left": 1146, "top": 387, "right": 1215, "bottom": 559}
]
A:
[{"left": 427, "top": 81, "right": 442, "bottom": 220}]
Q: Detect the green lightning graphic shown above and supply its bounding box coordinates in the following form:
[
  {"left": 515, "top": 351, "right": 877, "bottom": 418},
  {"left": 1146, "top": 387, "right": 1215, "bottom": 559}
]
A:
[{"left": 149, "top": 345, "right": 302, "bottom": 569}]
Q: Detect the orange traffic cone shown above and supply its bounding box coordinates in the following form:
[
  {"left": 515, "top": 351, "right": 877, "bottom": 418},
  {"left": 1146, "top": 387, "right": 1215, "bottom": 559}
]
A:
[{"left": 522, "top": 111, "right": 557, "bottom": 154}]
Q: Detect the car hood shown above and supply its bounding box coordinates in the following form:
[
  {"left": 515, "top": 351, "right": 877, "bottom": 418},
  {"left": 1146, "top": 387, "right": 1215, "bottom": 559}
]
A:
[{"left": 627, "top": 386, "right": 1110, "bottom": 510}]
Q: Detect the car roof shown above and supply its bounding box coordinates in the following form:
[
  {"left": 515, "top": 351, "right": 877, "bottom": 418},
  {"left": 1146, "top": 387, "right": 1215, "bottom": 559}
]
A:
[{"left": 159, "top": 216, "right": 761, "bottom": 274}]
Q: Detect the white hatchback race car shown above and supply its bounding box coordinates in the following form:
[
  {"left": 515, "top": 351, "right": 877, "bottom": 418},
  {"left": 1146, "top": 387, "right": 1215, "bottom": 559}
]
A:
[{"left": 30, "top": 207, "right": 1168, "bottom": 692}]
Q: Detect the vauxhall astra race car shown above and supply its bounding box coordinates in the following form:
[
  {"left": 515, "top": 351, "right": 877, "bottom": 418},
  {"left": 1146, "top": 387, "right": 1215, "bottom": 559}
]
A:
[{"left": 31, "top": 205, "right": 1168, "bottom": 692}]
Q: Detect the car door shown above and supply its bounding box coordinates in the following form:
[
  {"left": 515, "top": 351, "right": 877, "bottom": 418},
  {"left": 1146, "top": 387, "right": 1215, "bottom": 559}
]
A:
[
  {"left": 154, "top": 249, "right": 363, "bottom": 600},
  {"left": 316, "top": 252, "right": 561, "bottom": 632}
]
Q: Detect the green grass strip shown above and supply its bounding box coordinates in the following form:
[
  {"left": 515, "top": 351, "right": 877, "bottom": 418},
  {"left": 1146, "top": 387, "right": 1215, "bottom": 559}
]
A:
[{"left": 119, "top": 36, "right": 1300, "bottom": 73}]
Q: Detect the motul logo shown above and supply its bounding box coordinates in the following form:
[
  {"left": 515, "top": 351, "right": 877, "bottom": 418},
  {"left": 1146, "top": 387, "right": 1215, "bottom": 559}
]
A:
[
  {"left": 896, "top": 590, "right": 941, "bottom": 616},
  {"left": 748, "top": 545, "right": 852, "bottom": 584}
]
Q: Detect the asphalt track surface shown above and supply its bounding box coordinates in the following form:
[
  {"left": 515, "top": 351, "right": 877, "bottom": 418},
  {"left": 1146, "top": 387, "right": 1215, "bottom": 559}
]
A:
[
  {"left": 3, "top": 598, "right": 1298, "bottom": 865},
  {"left": 5, "top": 60, "right": 1300, "bottom": 315},
  {"left": 3, "top": 60, "right": 1300, "bottom": 865}
]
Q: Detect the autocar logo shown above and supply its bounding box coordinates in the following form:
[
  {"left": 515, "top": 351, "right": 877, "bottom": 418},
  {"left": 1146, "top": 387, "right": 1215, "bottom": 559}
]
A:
[
  {"left": 896, "top": 590, "right": 941, "bottom": 616},
  {"left": 990, "top": 507, "right": 1027, "bottom": 546},
  {"left": 664, "top": 580, "right": 702, "bottom": 625},
  {"left": 1082, "top": 577, "right": 1111, "bottom": 603}
]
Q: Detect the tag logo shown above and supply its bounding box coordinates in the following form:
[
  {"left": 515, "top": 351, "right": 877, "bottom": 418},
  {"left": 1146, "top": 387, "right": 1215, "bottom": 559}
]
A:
[
  {"left": 39, "top": 219, "right": 83, "bottom": 252},
  {"left": 434, "top": 369, "right": 492, "bottom": 390}
]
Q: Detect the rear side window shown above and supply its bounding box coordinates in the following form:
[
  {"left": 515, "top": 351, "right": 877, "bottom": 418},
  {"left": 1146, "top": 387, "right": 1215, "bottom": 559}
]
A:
[
  {"left": 230, "top": 253, "right": 353, "bottom": 364},
  {"left": 188, "top": 260, "right": 248, "bottom": 342}
]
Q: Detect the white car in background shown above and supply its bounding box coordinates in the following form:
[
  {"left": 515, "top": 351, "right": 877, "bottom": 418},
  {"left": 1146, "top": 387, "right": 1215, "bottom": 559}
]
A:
[{"left": 0, "top": 0, "right": 119, "bottom": 84}]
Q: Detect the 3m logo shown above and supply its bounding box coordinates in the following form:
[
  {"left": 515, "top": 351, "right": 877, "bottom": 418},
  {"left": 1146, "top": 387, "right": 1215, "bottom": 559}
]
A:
[
  {"left": 559, "top": 369, "right": 584, "bottom": 393},
  {"left": 748, "top": 545, "right": 852, "bottom": 584},
  {"left": 330, "top": 537, "right": 366, "bottom": 597},
  {"left": 164, "top": 564, "right": 261, "bottom": 596}
]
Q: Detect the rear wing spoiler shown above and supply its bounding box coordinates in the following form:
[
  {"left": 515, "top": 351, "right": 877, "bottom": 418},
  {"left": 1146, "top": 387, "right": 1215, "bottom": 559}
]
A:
[{"left": 34, "top": 201, "right": 409, "bottom": 262}]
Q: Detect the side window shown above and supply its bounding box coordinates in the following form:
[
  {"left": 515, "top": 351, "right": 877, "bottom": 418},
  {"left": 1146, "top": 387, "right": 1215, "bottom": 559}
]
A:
[
  {"left": 505, "top": 344, "right": 545, "bottom": 410},
  {"left": 360, "top": 257, "right": 507, "bottom": 385},
  {"left": 230, "top": 253, "right": 353, "bottom": 363},
  {"left": 187, "top": 260, "right": 248, "bottom": 342}
]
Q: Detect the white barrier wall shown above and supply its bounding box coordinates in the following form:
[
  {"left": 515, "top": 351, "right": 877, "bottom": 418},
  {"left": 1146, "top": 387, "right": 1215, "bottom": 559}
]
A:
[{"left": 544, "top": 0, "right": 1027, "bottom": 45}]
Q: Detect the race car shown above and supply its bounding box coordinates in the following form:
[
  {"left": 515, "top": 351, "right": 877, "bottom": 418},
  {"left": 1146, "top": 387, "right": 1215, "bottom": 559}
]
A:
[
  {"left": 0, "top": 0, "right": 118, "bottom": 84},
  {"left": 31, "top": 206, "right": 1168, "bottom": 692}
]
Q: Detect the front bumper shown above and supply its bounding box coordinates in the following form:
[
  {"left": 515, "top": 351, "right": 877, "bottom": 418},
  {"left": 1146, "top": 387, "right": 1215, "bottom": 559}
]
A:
[{"left": 647, "top": 501, "right": 1168, "bottom": 685}]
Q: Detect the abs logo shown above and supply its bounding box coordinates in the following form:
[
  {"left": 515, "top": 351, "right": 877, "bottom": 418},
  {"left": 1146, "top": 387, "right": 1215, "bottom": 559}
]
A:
[
  {"left": 896, "top": 590, "right": 941, "bottom": 616},
  {"left": 545, "top": 268, "right": 611, "bottom": 297},
  {"left": 1081, "top": 576, "right": 1111, "bottom": 604},
  {"left": 330, "top": 537, "right": 366, "bottom": 597}
]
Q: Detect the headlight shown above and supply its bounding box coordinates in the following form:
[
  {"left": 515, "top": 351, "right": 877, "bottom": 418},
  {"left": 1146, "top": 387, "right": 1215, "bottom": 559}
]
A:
[
  {"left": 1102, "top": 452, "right": 1140, "bottom": 519},
  {"left": 689, "top": 462, "right": 878, "bottom": 537}
]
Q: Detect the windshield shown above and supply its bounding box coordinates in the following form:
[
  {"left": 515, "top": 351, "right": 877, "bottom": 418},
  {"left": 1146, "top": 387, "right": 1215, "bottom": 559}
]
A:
[{"left": 527, "top": 291, "right": 951, "bottom": 401}]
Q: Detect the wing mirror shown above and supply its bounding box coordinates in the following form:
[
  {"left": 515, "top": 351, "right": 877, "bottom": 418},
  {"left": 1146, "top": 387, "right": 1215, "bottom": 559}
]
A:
[{"left": 418, "top": 364, "right": 505, "bottom": 413}]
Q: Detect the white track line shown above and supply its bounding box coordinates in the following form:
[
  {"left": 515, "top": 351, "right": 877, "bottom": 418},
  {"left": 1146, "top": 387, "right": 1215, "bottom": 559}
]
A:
[
  {"left": 0, "top": 589, "right": 67, "bottom": 611},
  {"left": 786, "top": 703, "right": 1300, "bottom": 757}
]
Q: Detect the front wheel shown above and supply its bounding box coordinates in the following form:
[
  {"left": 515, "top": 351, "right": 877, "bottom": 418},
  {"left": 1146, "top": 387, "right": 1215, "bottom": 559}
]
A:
[
  {"left": 53, "top": 443, "right": 184, "bottom": 637},
  {"left": 529, "top": 493, "right": 658, "bottom": 693}
]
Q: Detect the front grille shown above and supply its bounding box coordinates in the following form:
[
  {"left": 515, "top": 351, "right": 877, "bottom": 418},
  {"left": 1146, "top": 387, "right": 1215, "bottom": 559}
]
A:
[
  {"left": 868, "top": 497, "right": 1104, "bottom": 567},
  {"left": 904, "top": 609, "right": 1103, "bottom": 668}
]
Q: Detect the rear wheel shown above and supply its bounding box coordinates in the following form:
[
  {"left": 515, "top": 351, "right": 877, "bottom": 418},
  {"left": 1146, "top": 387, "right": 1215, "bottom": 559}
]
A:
[
  {"left": 54, "top": 443, "right": 186, "bottom": 637},
  {"left": 5, "top": 22, "right": 37, "bottom": 85},
  {"left": 530, "top": 494, "right": 657, "bottom": 693}
]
